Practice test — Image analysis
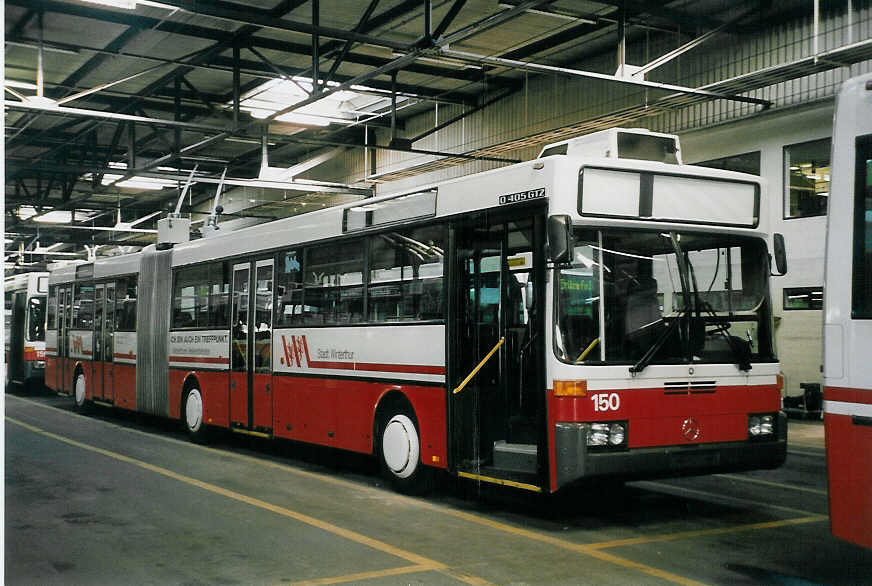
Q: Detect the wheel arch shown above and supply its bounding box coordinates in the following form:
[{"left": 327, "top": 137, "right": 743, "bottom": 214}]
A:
[
  {"left": 179, "top": 372, "right": 201, "bottom": 419},
  {"left": 372, "top": 388, "right": 417, "bottom": 455}
]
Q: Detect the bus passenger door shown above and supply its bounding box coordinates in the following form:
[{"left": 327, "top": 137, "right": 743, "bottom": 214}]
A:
[
  {"left": 230, "top": 259, "right": 274, "bottom": 435},
  {"left": 449, "top": 212, "right": 546, "bottom": 486},
  {"left": 61, "top": 285, "right": 73, "bottom": 393},
  {"left": 102, "top": 283, "right": 115, "bottom": 402},
  {"left": 9, "top": 293, "right": 25, "bottom": 385},
  {"left": 93, "top": 284, "right": 105, "bottom": 400}
]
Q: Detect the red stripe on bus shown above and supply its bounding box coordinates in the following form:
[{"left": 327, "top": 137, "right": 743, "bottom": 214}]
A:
[
  {"left": 45, "top": 347, "right": 57, "bottom": 352},
  {"left": 168, "top": 355, "right": 230, "bottom": 364},
  {"left": 114, "top": 353, "right": 136, "bottom": 360},
  {"left": 824, "top": 386, "right": 872, "bottom": 405},
  {"left": 306, "top": 359, "right": 445, "bottom": 375}
]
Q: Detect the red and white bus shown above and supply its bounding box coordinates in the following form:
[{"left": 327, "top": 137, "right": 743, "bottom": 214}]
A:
[
  {"left": 5, "top": 272, "right": 49, "bottom": 392},
  {"left": 46, "top": 127, "right": 787, "bottom": 493},
  {"left": 823, "top": 72, "right": 872, "bottom": 549}
]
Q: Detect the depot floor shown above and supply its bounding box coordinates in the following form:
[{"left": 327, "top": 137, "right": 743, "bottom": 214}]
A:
[{"left": 5, "top": 390, "right": 871, "bottom": 585}]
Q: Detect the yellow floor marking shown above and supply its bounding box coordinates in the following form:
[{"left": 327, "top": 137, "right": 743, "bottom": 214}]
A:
[
  {"left": 287, "top": 564, "right": 436, "bottom": 585},
  {"left": 6, "top": 416, "right": 491, "bottom": 585},
  {"left": 437, "top": 508, "right": 706, "bottom": 586},
  {"left": 584, "top": 515, "right": 828, "bottom": 550},
  {"left": 10, "top": 396, "right": 821, "bottom": 586},
  {"left": 715, "top": 473, "right": 828, "bottom": 496}
]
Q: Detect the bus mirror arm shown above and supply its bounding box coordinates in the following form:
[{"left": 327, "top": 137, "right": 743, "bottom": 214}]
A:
[{"left": 771, "top": 233, "right": 787, "bottom": 276}]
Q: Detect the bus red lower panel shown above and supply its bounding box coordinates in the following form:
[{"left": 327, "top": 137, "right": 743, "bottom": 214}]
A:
[
  {"left": 272, "top": 375, "right": 447, "bottom": 469},
  {"left": 169, "top": 369, "right": 229, "bottom": 426},
  {"left": 549, "top": 385, "right": 781, "bottom": 447},
  {"left": 547, "top": 385, "right": 785, "bottom": 491},
  {"left": 113, "top": 363, "right": 136, "bottom": 410},
  {"left": 825, "top": 386, "right": 872, "bottom": 549},
  {"left": 45, "top": 356, "right": 58, "bottom": 391}
]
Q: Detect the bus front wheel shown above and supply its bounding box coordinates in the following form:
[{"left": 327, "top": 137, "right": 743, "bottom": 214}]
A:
[{"left": 378, "top": 406, "right": 430, "bottom": 494}]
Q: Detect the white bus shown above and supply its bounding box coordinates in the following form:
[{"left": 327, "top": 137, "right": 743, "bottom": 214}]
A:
[
  {"left": 5, "top": 272, "right": 49, "bottom": 391},
  {"left": 823, "top": 72, "right": 872, "bottom": 549},
  {"left": 47, "top": 127, "right": 787, "bottom": 494}
]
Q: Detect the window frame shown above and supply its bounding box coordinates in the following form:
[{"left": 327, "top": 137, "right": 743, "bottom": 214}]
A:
[{"left": 851, "top": 133, "right": 872, "bottom": 318}]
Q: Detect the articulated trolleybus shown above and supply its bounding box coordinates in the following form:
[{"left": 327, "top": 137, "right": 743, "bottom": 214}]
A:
[
  {"left": 823, "top": 72, "right": 872, "bottom": 549},
  {"left": 5, "top": 271, "right": 49, "bottom": 391},
  {"left": 46, "top": 127, "right": 786, "bottom": 493}
]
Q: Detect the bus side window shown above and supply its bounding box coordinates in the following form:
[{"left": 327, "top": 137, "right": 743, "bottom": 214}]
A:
[
  {"left": 367, "top": 224, "right": 444, "bottom": 322},
  {"left": 305, "top": 240, "right": 364, "bottom": 325},
  {"left": 47, "top": 287, "right": 58, "bottom": 332},
  {"left": 276, "top": 249, "right": 303, "bottom": 327},
  {"left": 116, "top": 278, "right": 137, "bottom": 331}
]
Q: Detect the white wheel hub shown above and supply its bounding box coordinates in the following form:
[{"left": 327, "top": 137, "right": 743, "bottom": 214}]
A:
[
  {"left": 185, "top": 389, "right": 203, "bottom": 432},
  {"left": 382, "top": 414, "right": 419, "bottom": 479},
  {"left": 74, "top": 375, "right": 86, "bottom": 407}
]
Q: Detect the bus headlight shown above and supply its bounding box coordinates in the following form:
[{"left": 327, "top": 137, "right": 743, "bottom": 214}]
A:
[
  {"left": 749, "top": 413, "right": 775, "bottom": 437},
  {"left": 587, "top": 422, "right": 627, "bottom": 449}
]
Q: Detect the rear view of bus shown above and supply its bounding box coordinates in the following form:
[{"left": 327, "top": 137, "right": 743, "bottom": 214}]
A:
[
  {"left": 5, "top": 272, "right": 49, "bottom": 392},
  {"left": 823, "top": 73, "right": 872, "bottom": 550}
]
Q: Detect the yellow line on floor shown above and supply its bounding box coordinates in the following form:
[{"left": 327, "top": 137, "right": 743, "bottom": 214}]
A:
[
  {"left": 437, "top": 507, "right": 707, "bottom": 586},
  {"left": 5, "top": 416, "right": 485, "bottom": 585},
  {"left": 287, "top": 564, "right": 436, "bottom": 585},
  {"left": 584, "top": 515, "right": 828, "bottom": 550},
  {"left": 714, "top": 473, "right": 828, "bottom": 496}
]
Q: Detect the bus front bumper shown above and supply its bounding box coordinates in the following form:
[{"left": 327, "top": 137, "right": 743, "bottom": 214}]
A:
[{"left": 554, "top": 413, "right": 787, "bottom": 489}]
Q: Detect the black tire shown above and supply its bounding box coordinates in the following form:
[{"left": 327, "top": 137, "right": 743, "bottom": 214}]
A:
[
  {"left": 73, "top": 372, "right": 91, "bottom": 412},
  {"left": 182, "top": 386, "right": 210, "bottom": 443},
  {"left": 377, "top": 404, "right": 431, "bottom": 494}
]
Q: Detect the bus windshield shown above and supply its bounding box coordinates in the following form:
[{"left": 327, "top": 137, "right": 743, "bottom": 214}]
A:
[
  {"left": 28, "top": 296, "right": 46, "bottom": 341},
  {"left": 554, "top": 228, "right": 775, "bottom": 368}
]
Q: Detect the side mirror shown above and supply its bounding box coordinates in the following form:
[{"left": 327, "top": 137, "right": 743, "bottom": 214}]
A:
[
  {"left": 525, "top": 281, "right": 535, "bottom": 310},
  {"left": 772, "top": 233, "right": 787, "bottom": 276},
  {"left": 547, "top": 214, "right": 573, "bottom": 265}
]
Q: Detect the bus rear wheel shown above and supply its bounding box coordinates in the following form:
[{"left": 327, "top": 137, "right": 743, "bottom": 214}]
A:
[
  {"left": 183, "top": 387, "right": 209, "bottom": 443},
  {"left": 73, "top": 373, "right": 90, "bottom": 412},
  {"left": 378, "top": 406, "right": 430, "bottom": 494}
]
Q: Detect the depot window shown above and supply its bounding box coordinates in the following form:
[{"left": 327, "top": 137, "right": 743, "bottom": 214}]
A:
[
  {"left": 783, "top": 287, "right": 823, "bottom": 310},
  {"left": 784, "top": 138, "right": 830, "bottom": 218}
]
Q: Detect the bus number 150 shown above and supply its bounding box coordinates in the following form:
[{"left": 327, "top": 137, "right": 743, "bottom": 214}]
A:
[{"left": 591, "top": 393, "right": 621, "bottom": 412}]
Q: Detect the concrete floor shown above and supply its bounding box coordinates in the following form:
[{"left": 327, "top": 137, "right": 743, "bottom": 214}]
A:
[{"left": 5, "top": 390, "right": 872, "bottom": 585}]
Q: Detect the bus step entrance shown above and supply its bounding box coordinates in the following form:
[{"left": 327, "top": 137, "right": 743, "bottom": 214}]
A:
[{"left": 493, "top": 441, "right": 538, "bottom": 474}]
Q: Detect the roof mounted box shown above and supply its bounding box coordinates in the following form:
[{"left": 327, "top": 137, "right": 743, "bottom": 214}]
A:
[
  {"left": 538, "top": 128, "right": 682, "bottom": 164},
  {"left": 157, "top": 216, "right": 190, "bottom": 247}
]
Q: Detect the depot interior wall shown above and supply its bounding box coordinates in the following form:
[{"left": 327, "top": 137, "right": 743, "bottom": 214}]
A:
[{"left": 681, "top": 102, "right": 836, "bottom": 397}]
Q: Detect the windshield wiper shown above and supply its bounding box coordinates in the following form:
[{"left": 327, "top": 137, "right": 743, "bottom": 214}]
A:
[{"left": 629, "top": 305, "right": 688, "bottom": 375}]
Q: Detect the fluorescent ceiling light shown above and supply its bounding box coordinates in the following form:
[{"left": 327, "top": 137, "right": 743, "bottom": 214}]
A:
[
  {"left": 80, "top": 0, "right": 138, "bottom": 9},
  {"left": 82, "top": 169, "right": 177, "bottom": 190},
  {"left": 5, "top": 80, "right": 39, "bottom": 90},
  {"left": 234, "top": 77, "right": 404, "bottom": 127}
]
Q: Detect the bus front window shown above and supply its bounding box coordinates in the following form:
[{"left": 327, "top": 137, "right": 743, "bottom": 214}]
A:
[
  {"left": 555, "top": 229, "right": 775, "bottom": 368},
  {"left": 28, "top": 296, "right": 46, "bottom": 341}
]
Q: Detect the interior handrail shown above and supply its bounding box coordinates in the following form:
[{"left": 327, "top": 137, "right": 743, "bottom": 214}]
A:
[{"left": 453, "top": 337, "right": 505, "bottom": 395}]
